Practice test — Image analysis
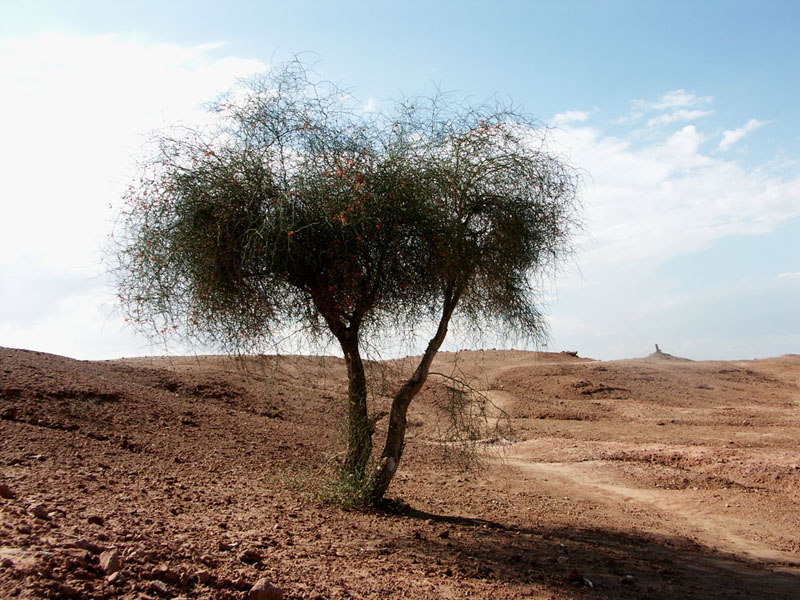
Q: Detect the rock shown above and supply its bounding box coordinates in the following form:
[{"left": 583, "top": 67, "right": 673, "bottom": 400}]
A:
[
  {"left": 30, "top": 503, "right": 51, "bottom": 519},
  {"left": 195, "top": 570, "right": 211, "bottom": 584},
  {"left": 87, "top": 515, "right": 104, "bottom": 526},
  {"left": 1, "top": 406, "right": 18, "bottom": 420},
  {"left": 57, "top": 583, "right": 81, "bottom": 598},
  {"left": 17, "top": 523, "right": 31, "bottom": 534},
  {"left": 200, "top": 554, "right": 216, "bottom": 567},
  {"left": 126, "top": 549, "right": 149, "bottom": 562},
  {"left": 0, "top": 557, "right": 14, "bottom": 569},
  {"left": 99, "top": 549, "right": 121, "bottom": 574},
  {"left": 73, "top": 539, "right": 104, "bottom": 554},
  {"left": 249, "top": 578, "right": 283, "bottom": 600},
  {"left": 0, "top": 483, "right": 16, "bottom": 499},
  {"left": 149, "top": 580, "right": 169, "bottom": 596},
  {"left": 107, "top": 571, "right": 127, "bottom": 585},
  {"left": 152, "top": 564, "right": 179, "bottom": 584},
  {"left": 240, "top": 549, "right": 262, "bottom": 564},
  {"left": 233, "top": 577, "right": 251, "bottom": 590}
]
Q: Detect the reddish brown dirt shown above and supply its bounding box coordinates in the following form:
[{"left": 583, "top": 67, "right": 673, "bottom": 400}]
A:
[{"left": 1, "top": 346, "right": 799, "bottom": 599}]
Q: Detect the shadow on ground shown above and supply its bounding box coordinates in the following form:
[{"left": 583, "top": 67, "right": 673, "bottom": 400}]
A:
[{"left": 376, "top": 505, "right": 800, "bottom": 599}]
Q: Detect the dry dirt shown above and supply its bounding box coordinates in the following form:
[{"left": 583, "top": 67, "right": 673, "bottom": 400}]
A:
[{"left": 1, "top": 346, "right": 799, "bottom": 599}]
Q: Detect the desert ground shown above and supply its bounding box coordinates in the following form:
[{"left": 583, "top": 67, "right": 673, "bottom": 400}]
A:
[{"left": 1, "top": 345, "right": 799, "bottom": 599}]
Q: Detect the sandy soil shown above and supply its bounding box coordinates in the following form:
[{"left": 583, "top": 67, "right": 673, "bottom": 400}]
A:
[{"left": 1, "top": 346, "right": 799, "bottom": 599}]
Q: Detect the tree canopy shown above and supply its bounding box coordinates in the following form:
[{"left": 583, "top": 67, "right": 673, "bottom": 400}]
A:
[{"left": 113, "top": 61, "right": 581, "bottom": 501}]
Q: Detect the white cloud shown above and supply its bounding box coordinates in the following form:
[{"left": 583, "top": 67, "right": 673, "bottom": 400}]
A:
[
  {"left": 362, "top": 97, "right": 378, "bottom": 113},
  {"left": 0, "top": 32, "right": 267, "bottom": 358},
  {"left": 544, "top": 106, "right": 800, "bottom": 360},
  {"left": 640, "top": 89, "right": 713, "bottom": 111},
  {"left": 623, "top": 89, "right": 715, "bottom": 128},
  {"left": 778, "top": 271, "right": 800, "bottom": 280},
  {"left": 718, "top": 118, "right": 764, "bottom": 151},
  {"left": 553, "top": 120, "right": 800, "bottom": 270},
  {"left": 552, "top": 110, "right": 590, "bottom": 126},
  {"left": 646, "top": 109, "right": 715, "bottom": 127}
]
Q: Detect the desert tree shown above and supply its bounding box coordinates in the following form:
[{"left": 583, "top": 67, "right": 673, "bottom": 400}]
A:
[{"left": 113, "top": 60, "right": 580, "bottom": 502}]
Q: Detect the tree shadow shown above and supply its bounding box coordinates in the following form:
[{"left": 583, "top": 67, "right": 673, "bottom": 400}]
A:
[{"left": 378, "top": 504, "right": 800, "bottom": 599}]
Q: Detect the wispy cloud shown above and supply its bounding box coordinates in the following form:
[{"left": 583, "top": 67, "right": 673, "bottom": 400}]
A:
[
  {"left": 778, "top": 271, "right": 800, "bottom": 280},
  {"left": 362, "top": 97, "right": 378, "bottom": 113},
  {"left": 552, "top": 119, "right": 799, "bottom": 270},
  {"left": 718, "top": 118, "right": 764, "bottom": 151},
  {"left": 646, "top": 109, "right": 715, "bottom": 127},
  {"left": 638, "top": 89, "right": 714, "bottom": 111},
  {"left": 552, "top": 110, "right": 590, "bottom": 126},
  {"left": 621, "top": 89, "right": 715, "bottom": 127}
]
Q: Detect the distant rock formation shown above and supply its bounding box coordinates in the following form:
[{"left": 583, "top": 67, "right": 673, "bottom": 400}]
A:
[{"left": 648, "top": 344, "right": 692, "bottom": 362}]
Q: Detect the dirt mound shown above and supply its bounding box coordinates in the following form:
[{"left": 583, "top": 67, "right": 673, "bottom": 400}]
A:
[
  {"left": 2, "top": 346, "right": 799, "bottom": 599},
  {"left": 642, "top": 344, "right": 693, "bottom": 362}
]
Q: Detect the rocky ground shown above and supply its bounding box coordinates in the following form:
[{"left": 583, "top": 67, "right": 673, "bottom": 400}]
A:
[{"left": 1, "top": 346, "right": 799, "bottom": 599}]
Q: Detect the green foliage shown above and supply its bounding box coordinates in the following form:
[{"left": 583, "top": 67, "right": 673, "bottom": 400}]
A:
[
  {"left": 311, "top": 470, "right": 378, "bottom": 508},
  {"left": 113, "top": 60, "right": 580, "bottom": 354}
]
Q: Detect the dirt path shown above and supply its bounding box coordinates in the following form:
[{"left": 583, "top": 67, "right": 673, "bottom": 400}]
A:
[{"left": 503, "top": 456, "right": 799, "bottom": 568}]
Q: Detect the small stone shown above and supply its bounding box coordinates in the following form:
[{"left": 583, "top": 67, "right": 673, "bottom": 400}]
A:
[
  {"left": 233, "top": 577, "right": 251, "bottom": 590},
  {"left": 1, "top": 406, "right": 18, "bottom": 420},
  {"left": 153, "top": 564, "right": 179, "bottom": 584},
  {"left": 107, "top": 571, "right": 127, "bottom": 585},
  {"left": 195, "top": 570, "right": 211, "bottom": 584},
  {"left": 87, "top": 515, "right": 104, "bottom": 526},
  {"left": 564, "top": 568, "right": 582, "bottom": 583},
  {"left": 30, "top": 503, "right": 51, "bottom": 519},
  {"left": 73, "top": 539, "right": 104, "bottom": 554},
  {"left": 249, "top": 578, "right": 283, "bottom": 600},
  {"left": 240, "top": 549, "right": 262, "bottom": 564},
  {"left": 1, "top": 557, "right": 14, "bottom": 569},
  {"left": 149, "top": 580, "right": 169, "bottom": 596},
  {"left": 57, "top": 583, "right": 80, "bottom": 598},
  {"left": 17, "top": 523, "right": 31, "bottom": 534},
  {"left": 99, "top": 549, "right": 121, "bottom": 574},
  {"left": 0, "top": 483, "right": 16, "bottom": 499},
  {"left": 200, "top": 554, "right": 216, "bottom": 567}
]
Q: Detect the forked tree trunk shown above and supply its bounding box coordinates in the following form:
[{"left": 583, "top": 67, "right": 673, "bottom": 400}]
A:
[
  {"left": 340, "top": 335, "right": 372, "bottom": 480},
  {"left": 370, "top": 298, "right": 458, "bottom": 501}
]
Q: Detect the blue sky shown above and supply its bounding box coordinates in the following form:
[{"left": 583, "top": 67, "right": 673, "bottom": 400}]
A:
[{"left": 1, "top": 0, "right": 798, "bottom": 360}]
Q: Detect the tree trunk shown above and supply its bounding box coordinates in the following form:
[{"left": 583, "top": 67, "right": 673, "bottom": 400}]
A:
[
  {"left": 370, "top": 298, "right": 458, "bottom": 501},
  {"left": 340, "top": 334, "right": 372, "bottom": 480}
]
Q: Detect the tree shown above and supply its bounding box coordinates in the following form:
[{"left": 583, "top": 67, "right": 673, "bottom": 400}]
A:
[{"left": 113, "top": 61, "right": 581, "bottom": 502}]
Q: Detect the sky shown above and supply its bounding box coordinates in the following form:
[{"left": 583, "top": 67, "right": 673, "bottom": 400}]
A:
[{"left": 1, "top": 0, "right": 798, "bottom": 361}]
